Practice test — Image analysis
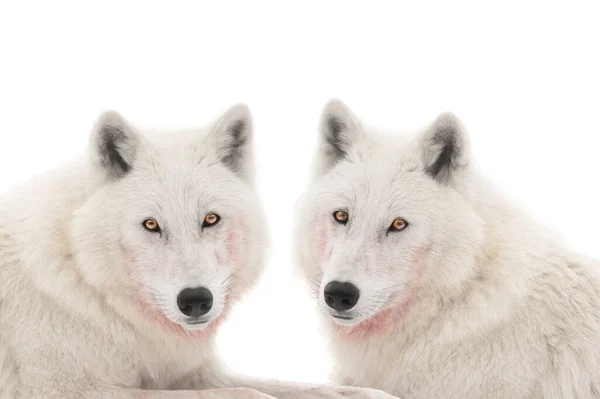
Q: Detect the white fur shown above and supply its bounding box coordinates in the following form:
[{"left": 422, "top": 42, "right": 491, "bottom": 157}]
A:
[
  {"left": 0, "top": 105, "right": 397, "bottom": 399},
  {"left": 295, "top": 99, "right": 600, "bottom": 399}
]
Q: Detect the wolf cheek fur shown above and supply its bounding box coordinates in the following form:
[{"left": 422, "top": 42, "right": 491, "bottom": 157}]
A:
[{"left": 296, "top": 99, "right": 600, "bottom": 399}]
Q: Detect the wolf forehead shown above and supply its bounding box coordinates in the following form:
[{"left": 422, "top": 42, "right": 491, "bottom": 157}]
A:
[
  {"left": 317, "top": 140, "right": 437, "bottom": 196},
  {"left": 314, "top": 164, "right": 438, "bottom": 223}
]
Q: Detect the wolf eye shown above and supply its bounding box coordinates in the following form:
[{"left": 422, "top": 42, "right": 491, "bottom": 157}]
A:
[
  {"left": 333, "top": 210, "right": 349, "bottom": 224},
  {"left": 143, "top": 218, "right": 160, "bottom": 232},
  {"left": 203, "top": 213, "right": 220, "bottom": 228},
  {"left": 389, "top": 218, "right": 408, "bottom": 232}
]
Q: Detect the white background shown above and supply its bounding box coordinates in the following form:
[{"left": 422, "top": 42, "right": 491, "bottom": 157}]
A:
[{"left": 1, "top": 0, "right": 599, "bottom": 385}]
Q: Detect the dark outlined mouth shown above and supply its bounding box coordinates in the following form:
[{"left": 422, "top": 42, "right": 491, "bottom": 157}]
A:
[
  {"left": 332, "top": 315, "right": 354, "bottom": 320},
  {"left": 186, "top": 320, "right": 209, "bottom": 325}
]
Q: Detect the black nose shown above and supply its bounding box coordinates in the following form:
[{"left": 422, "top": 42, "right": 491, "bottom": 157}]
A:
[
  {"left": 324, "top": 281, "right": 360, "bottom": 312},
  {"left": 177, "top": 287, "right": 213, "bottom": 318}
]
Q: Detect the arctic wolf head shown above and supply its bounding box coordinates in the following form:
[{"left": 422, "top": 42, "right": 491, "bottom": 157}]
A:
[
  {"left": 296, "top": 100, "right": 484, "bottom": 336},
  {"left": 71, "top": 105, "right": 267, "bottom": 333}
]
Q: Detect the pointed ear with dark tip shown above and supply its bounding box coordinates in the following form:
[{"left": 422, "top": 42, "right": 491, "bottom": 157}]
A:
[
  {"left": 421, "top": 112, "right": 469, "bottom": 185},
  {"left": 90, "top": 110, "right": 141, "bottom": 180},
  {"left": 209, "top": 104, "right": 254, "bottom": 181},
  {"left": 317, "top": 99, "right": 364, "bottom": 175}
]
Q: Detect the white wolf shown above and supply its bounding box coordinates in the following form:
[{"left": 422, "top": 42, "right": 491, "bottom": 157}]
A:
[
  {"left": 295, "top": 99, "right": 600, "bottom": 399},
  {"left": 0, "top": 105, "right": 397, "bottom": 399}
]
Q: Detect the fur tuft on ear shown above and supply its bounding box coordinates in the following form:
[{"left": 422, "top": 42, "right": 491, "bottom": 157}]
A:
[
  {"left": 317, "top": 99, "right": 363, "bottom": 175},
  {"left": 209, "top": 104, "right": 254, "bottom": 181},
  {"left": 90, "top": 110, "right": 140, "bottom": 180},
  {"left": 421, "top": 112, "right": 469, "bottom": 184}
]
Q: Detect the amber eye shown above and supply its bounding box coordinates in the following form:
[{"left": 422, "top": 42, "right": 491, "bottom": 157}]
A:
[
  {"left": 333, "top": 210, "right": 349, "bottom": 224},
  {"left": 203, "top": 213, "right": 220, "bottom": 228},
  {"left": 143, "top": 218, "right": 160, "bottom": 232},
  {"left": 389, "top": 218, "right": 408, "bottom": 232}
]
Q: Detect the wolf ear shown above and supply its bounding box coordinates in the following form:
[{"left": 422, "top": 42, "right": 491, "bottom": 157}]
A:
[
  {"left": 208, "top": 104, "right": 253, "bottom": 180},
  {"left": 421, "top": 112, "right": 469, "bottom": 185},
  {"left": 317, "top": 99, "right": 364, "bottom": 175},
  {"left": 90, "top": 110, "right": 140, "bottom": 180}
]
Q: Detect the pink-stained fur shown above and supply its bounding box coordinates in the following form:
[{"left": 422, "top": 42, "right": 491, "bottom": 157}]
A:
[
  {"left": 316, "top": 227, "right": 329, "bottom": 262},
  {"left": 138, "top": 293, "right": 206, "bottom": 338},
  {"left": 226, "top": 230, "right": 241, "bottom": 266},
  {"left": 314, "top": 214, "right": 337, "bottom": 265},
  {"left": 121, "top": 243, "right": 214, "bottom": 338},
  {"left": 333, "top": 244, "right": 428, "bottom": 340}
]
